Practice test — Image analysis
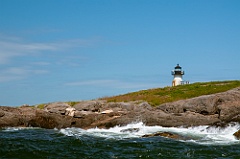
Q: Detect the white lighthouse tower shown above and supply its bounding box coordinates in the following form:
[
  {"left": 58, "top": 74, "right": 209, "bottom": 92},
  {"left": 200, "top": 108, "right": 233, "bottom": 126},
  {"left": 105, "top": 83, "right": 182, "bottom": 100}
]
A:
[{"left": 172, "top": 64, "right": 184, "bottom": 86}]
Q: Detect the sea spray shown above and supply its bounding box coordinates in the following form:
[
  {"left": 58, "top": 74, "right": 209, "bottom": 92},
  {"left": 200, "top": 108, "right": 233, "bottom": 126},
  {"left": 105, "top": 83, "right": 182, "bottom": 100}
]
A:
[{"left": 59, "top": 122, "right": 240, "bottom": 145}]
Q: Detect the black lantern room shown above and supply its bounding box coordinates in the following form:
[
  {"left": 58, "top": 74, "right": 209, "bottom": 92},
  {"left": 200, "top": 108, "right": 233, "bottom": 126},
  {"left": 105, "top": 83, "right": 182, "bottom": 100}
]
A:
[{"left": 171, "top": 64, "right": 184, "bottom": 75}]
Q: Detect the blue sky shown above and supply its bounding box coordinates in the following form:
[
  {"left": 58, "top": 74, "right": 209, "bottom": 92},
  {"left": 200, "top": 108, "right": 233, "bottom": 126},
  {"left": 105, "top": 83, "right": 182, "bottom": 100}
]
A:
[{"left": 0, "top": 0, "right": 240, "bottom": 106}]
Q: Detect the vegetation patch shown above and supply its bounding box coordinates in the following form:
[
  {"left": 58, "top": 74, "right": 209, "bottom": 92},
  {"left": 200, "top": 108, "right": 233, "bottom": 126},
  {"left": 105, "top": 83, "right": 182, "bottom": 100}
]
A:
[
  {"left": 36, "top": 104, "right": 46, "bottom": 109},
  {"left": 101, "top": 80, "right": 240, "bottom": 106},
  {"left": 67, "top": 101, "right": 79, "bottom": 107}
]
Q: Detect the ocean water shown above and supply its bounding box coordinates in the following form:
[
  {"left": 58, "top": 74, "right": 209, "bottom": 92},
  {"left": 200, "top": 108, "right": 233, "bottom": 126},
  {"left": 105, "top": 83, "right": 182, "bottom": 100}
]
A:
[{"left": 1, "top": 122, "right": 240, "bottom": 159}]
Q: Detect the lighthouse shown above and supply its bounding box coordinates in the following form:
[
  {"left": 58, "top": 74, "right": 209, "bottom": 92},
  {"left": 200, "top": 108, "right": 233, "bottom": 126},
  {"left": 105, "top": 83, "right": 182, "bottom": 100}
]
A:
[{"left": 171, "top": 64, "right": 184, "bottom": 86}]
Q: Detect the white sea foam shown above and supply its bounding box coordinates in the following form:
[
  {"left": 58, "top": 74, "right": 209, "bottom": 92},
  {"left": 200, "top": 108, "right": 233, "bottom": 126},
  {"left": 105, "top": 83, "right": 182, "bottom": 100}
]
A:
[
  {"left": 2, "top": 127, "right": 40, "bottom": 132},
  {"left": 59, "top": 122, "right": 240, "bottom": 145}
]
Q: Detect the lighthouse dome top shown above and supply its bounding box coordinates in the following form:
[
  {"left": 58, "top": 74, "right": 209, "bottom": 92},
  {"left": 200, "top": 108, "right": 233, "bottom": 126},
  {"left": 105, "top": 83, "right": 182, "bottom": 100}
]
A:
[{"left": 175, "top": 64, "right": 182, "bottom": 69}]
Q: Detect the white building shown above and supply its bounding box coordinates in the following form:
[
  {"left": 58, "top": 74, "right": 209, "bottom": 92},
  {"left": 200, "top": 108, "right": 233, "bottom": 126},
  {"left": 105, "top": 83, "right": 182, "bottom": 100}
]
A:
[{"left": 171, "top": 64, "right": 184, "bottom": 86}]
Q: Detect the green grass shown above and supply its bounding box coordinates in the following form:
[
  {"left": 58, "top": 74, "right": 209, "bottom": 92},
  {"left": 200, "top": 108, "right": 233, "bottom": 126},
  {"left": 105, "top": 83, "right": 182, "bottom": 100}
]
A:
[
  {"left": 101, "top": 80, "right": 240, "bottom": 106},
  {"left": 36, "top": 103, "right": 46, "bottom": 109},
  {"left": 67, "top": 101, "right": 79, "bottom": 107}
]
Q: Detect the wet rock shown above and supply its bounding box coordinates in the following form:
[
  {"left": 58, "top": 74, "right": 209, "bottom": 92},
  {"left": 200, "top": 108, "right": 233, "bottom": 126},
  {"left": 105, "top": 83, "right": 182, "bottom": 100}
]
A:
[
  {"left": 120, "top": 128, "right": 140, "bottom": 133},
  {"left": 233, "top": 130, "right": 240, "bottom": 139},
  {"left": 142, "top": 132, "right": 180, "bottom": 139}
]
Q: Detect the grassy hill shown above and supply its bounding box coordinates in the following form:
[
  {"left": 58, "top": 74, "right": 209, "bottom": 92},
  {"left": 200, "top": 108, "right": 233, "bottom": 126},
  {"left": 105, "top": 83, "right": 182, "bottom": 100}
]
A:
[{"left": 101, "top": 80, "right": 240, "bottom": 106}]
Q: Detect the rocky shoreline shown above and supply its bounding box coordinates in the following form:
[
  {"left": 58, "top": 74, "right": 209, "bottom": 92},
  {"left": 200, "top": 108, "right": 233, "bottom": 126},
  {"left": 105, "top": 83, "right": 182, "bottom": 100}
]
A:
[{"left": 1, "top": 87, "right": 240, "bottom": 138}]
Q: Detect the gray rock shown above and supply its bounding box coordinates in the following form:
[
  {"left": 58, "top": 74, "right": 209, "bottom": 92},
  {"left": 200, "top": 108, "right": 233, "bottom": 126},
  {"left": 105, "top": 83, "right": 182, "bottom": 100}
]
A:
[
  {"left": 73, "top": 111, "right": 84, "bottom": 118},
  {"left": 28, "top": 110, "right": 73, "bottom": 129},
  {"left": 0, "top": 87, "right": 240, "bottom": 130},
  {"left": 138, "top": 102, "right": 152, "bottom": 110},
  {"left": 74, "top": 100, "right": 104, "bottom": 112},
  {"left": 73, "top": 110, "right": 95, "bottom": 118},
  {"left": 156, "top": 87, "right": 240, "bottom": 125},
  {"left": 0, "top": 111, "right": 5, "bottom": 117},
  {"left": 44, "top": 102, "right": 70, "bottom": 115},
  {"left": 142, "top": 132, "right": 180, "bottom": 139}
]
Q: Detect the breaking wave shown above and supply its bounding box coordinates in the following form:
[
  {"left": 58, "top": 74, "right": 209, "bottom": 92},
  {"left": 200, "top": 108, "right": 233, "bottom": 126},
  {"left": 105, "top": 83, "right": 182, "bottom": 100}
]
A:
[
  {"left": 1, "top": 123, "right": 240, "bottom": 158},
  {"left": 59, "top": 122, "right": 240, "bottom": 145}
]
